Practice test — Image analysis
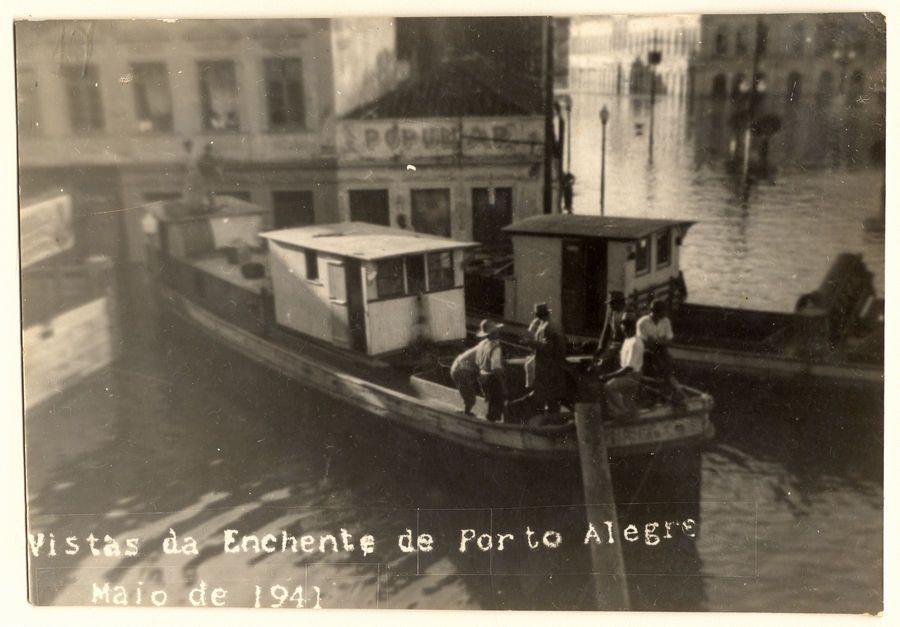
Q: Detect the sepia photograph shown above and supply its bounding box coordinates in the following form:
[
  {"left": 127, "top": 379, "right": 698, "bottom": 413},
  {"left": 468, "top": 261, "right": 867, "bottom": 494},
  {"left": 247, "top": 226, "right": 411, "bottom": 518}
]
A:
[{"left": 16, "top": 6, "right": 887, "bottom": 616}]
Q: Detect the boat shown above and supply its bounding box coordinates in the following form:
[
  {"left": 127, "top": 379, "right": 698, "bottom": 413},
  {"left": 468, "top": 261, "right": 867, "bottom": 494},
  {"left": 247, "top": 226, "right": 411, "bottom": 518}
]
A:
[
  {"left": 464, "top": 214, "right": 883, "bottom": 388},
  {"left": 142, "top": 197, "right": 714, "bottom": 461}
]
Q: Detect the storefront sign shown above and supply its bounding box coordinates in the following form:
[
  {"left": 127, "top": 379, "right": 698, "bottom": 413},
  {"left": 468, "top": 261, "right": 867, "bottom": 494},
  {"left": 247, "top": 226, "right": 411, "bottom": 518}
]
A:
[
  {"left": 21, "top": 194, "right": 75, "bottom": 268},
  {"left": 338, "top": 118, "right": 543, "bottom": 163}
]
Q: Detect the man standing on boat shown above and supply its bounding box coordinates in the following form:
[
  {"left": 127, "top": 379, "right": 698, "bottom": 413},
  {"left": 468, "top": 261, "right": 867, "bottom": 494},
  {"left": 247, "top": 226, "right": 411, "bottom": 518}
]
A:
[
  {"left": 637, "top": 299, "right": 685, "bottom": 402},
  {"left": 594, "top": 291, "right": 628, "bottom": 374},
  {"left": 475, "top": 320, "right": 507, "bottom": 422},
  {"left": 599, "top": 315, "right": 644, "bottom": 419},
  {"left": 526, "top": 303, "right": 568, "bottom": 414},
  {"left": 450, "top": 345, "right": 480, "bottom": 416}
]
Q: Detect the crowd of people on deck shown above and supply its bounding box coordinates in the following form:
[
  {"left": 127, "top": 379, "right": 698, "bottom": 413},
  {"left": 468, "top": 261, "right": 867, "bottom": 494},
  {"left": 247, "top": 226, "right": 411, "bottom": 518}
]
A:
[{"left": 451, "top": 294, "right": 686, "bottom": 423}]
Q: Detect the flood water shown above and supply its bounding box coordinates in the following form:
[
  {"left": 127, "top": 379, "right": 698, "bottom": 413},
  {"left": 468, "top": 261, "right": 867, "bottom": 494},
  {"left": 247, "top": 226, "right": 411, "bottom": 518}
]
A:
[
  {"left": 24, "top": 90, "right": 884, "bottom": 612},
  {"left": 566, "top": 93, "right": 886, "bottom": 312},
  {"left": 24, "top": 273, "right": 883, "bottom": 612}
]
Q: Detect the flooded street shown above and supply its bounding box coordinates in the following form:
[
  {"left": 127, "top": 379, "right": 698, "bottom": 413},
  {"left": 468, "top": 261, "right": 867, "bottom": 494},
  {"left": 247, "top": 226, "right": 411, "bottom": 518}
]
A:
[
  {"left": 567, "top": 93, "right": 885, "bottom": 312},
  {"left": 25, "top": 284, "right": 882, "bottom": 611}
]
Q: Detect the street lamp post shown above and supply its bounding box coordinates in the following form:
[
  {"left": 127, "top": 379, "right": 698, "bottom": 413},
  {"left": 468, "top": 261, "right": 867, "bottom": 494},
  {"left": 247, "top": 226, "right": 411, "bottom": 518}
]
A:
[
  {"left": 565, "top": 97, "right": 573, "bottom": 172},
  {"left": 600, "top": 105, "right": 609, "bottom": 216}
]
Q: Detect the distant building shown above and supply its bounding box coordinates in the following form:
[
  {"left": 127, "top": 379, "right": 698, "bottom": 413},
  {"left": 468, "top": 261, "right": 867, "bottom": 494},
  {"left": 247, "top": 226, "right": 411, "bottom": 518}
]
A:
[
  {"left": 336, "top": 57, "right": 547, "bottom": 244},
  {"left": 568, "top": 15, "right": 701, "bottom": 98},
  {"left": 16, "top": 19, "right": 402, "bottom": 262},
  {"left": 691, "top": 13, "right": 886, "bottom": 105}
]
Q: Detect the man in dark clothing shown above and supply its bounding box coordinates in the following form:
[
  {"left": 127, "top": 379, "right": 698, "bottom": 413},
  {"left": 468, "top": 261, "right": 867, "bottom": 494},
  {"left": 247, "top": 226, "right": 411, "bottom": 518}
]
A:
[
  {"left": 527, "top": 303, "right": 568, "bottom": 414},
  {"left": 450, "top": 345, "right": 479, "bottom": 415}
]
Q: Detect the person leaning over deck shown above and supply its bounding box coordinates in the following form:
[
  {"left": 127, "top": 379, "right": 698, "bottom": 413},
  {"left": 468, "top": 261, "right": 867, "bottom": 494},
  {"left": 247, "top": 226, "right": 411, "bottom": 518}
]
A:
[
  {"left": 450, "top": 345, "right": 480, "bottom": 416},
  {"left": 637, "top": 299, "right": 685, "bottom": 402},
  {"left": 475, "top": 320, "right": 507, "bottom": 422},
  {"left": 599, "top": 316, "right": 644, "bottom": 419}
]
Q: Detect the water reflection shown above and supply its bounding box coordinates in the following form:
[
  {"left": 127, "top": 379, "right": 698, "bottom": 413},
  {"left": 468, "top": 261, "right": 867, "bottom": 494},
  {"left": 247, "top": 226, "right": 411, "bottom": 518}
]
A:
[{"left": 568, "top": 92, "right": 885, "bottom": 311}]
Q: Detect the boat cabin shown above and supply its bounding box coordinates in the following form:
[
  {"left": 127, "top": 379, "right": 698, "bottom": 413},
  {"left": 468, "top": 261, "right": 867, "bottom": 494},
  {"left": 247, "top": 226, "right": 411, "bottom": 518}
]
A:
[
  {"left": 502, "top": 215, "right": 694, "bottom": 334},
  {"left": 261, "top": 222, "right": 478, "bottom": 356}
]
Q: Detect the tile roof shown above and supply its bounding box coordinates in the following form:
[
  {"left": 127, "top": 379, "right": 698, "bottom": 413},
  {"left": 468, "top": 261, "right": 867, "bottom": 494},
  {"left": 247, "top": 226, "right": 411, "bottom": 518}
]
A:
[{"left": 343, "top": 56, "right": 543, "bottom": 120}]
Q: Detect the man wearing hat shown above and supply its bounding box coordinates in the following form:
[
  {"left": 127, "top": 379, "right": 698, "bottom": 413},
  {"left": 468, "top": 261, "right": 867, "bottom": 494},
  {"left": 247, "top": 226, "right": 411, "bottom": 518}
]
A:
[
  {"left": 526, "top": 303, "right": 568, "bottom": 414},
  {"left": 595, "top": 291, "right": 629, "bottom": 374},
  {"left": 450, "top": 344, "right": 480, "bottom": 416},
  {"left": 475, "top": 319, "right": 507, "bottom": 422},
  {"left": 637, "top": 298, "right": 685, "bottom": 401}
]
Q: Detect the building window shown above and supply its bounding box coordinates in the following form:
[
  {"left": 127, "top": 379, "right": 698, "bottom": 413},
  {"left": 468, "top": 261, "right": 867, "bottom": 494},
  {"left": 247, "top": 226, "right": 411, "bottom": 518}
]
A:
[
  {"left": 198, "top": 61, "right": 240, "bottom": 130},
  {"left": 305, "top": 250, "right": 319, "bottom": 281},
  {"left": 427, "top": 251, "right": 455, "bottom": 291},
  {"left": 735, "top": 29, "right": 748, "bottom": 55},
  {"left": 790, "top": 23, "right": 806, "bottom": 56},
  {"left": 264, "top": 57, "right": 306, "bottom": 129},
  {"left": 406, "top": 255, "right": 426, "bottom": 294},
  {"left": 375, "top": 258, "right": 405, "bottom": 299},
  {"left": 635, "top": 237, "right": 650, "bottom": 275},
  {"left": 273, "top": 191, "right": 314, "bottom": 228},
  {"left": 132, "top": 62, "right": 173, "bottom": 132},
  {"left": 63, "top": 64, "right": 104, "bottom": 131},
  {"left": 714, "top": 28, "right": 728, "bottom": 56},
  {"left": 656, "top": 229, "right": 671, "bottom": 268},
  {"left": 16, "top": 66, "right": 40, "bottom": 135},
  {"left": 711, "top": 74, "right": 727, "bottom": 100},
  {"left": 472, "top": 187, "right": 513, "bottom": 245},
  {"left": 349, "top": 189, "right": 390, "bottom": 226},
  {"left": 411, "top": 188, "right": 451, "bottom": 237}
]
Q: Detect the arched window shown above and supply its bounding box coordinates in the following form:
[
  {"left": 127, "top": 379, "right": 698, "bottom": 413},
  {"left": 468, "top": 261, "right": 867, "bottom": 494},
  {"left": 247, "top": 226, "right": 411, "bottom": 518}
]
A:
[
  {"left": 786, "top": 72, "right": 802, "bottom": 103},
  {"left": 735, "top": 28, "right": 748, "bottom": 55},
  {"left": 712, "top": 73, "right": 727, "bottom": 99}
]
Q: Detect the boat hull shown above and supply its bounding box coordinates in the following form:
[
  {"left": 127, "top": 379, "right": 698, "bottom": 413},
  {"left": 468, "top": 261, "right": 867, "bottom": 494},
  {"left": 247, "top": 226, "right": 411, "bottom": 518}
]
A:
[{"left": 159, "top": 285, "right": 713, "bottom": 461}]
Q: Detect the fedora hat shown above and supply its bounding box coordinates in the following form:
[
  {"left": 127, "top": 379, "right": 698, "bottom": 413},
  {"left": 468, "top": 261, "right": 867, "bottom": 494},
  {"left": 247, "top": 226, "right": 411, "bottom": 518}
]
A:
[
  {"left": 476, "top": 319, "right": 504, "bottom": 338},
  {"left": 606, "top": 291, "right": 625, "bottom": 305},
  {"left": 533, "top": 302, "right": 551, "bottom": 317},
  {"left": 650, "top": 298, "right": 668, "bottom": 313}
]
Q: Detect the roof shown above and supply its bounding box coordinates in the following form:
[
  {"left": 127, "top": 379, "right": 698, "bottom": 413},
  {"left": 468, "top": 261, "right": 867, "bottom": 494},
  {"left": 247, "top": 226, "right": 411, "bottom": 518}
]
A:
[
  {"left": 261, "top": 222, "right": 478, "bottom": 261},
  {"left": 503, "top": 215, "right": 695, "bottom": 241},
  {"left": 342, "top": 56, "right": 542, "bottom": 120},
  {"left": 148, "top": 196, "right": 268, "bottom": 223}
]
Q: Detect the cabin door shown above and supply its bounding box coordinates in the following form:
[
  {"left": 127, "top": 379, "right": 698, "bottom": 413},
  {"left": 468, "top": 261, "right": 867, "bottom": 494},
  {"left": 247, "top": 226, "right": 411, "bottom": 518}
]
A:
[
  {"left": 344, "top": 259, "right": 367, "bottom": 353},
  {"left": 561, "top": 239, "right": 607, "bottom": 333},
  {"left": 327, "top": 263, "right": 351, "bottom": 348}
]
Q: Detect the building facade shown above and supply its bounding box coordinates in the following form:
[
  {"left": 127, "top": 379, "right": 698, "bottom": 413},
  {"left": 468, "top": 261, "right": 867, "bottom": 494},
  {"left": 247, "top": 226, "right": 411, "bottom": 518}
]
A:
[
  {"left": 568, "top": 15, "right": 701, "bottom": 98},
  {"left": 16, "top": 19, "right": 402, "bottom": 262},
  {"left": 691, "top": 13, "right": 886, "bottom": 104},
  {"left": 335, "top": 59, "right": 547, "bottom": 245}
]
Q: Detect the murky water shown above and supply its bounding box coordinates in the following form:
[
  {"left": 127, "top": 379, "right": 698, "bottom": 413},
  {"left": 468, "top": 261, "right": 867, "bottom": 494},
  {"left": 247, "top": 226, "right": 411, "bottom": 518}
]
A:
[
  {"left": 25, "top": 283, "right": 882, "bottom": 612},
  {"left": 567, "top": 93, "right": 885, "bottom": 312}
]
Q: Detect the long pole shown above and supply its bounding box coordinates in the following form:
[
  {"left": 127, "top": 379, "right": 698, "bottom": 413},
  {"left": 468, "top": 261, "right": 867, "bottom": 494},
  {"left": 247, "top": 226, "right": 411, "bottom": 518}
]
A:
[
  {"left": 648, "top": 65, "right": 656, "bottom": 164},
  {"left": 543, "top": 16, "right": 555, "bottom": 215},
  {"left": 574, "top": 402, "right": 631, "bottom": 610},
  {"left": 566, "top": 103, "right": 573, "bottom": 172},
  {"left": 743, "top": 16, "right": 763, "bottom": 183},
  {"left": 600, "top": 121, "right": 607, "bottom": 216}
]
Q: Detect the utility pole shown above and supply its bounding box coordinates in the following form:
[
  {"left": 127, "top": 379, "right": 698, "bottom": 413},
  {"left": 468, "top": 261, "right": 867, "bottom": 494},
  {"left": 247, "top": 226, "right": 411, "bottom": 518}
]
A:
[
  {"left": 647, "top": 32, "right": 662, "bottom": 165},
  {"left": 543, "top": 16, "right": 555, "bottom": 214},
  {"left": 600, "top": 105, "right": 609, "bottom": 216}
]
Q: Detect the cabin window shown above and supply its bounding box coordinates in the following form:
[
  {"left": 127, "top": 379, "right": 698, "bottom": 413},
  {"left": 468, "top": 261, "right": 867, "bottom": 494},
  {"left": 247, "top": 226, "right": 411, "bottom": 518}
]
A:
[
  {"left": 427, "top": 251, "right": 455, "bottom": 291},
  {"left": 305, "top": 250, "right": 319, "bottom": 281},
  {"left": 198, "top": 60, "right": 240, "bottom": 130},
  {"left": 376, "top": 258, "right": 405, "bottom": 299},
  {"left": 635, "top": 237, "right": 650, "bottom": 275},
  {"left": 131, "top": 62, "right": 173, "bottom": 133},
  {"left": 656, "top": 229, "right": 672, "bottom": 268},
  {"left": 406, "top": 255, "right": 426, "bottom": 294}
]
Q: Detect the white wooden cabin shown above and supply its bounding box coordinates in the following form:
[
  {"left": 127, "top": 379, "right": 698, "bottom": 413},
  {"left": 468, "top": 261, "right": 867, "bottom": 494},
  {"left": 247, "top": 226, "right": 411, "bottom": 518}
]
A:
[
  {"left": 502, "top": 215, "right": 694, "bottom": 334},
  {"left": 261, "top": 223, "right": 478, "bottom": 356}
]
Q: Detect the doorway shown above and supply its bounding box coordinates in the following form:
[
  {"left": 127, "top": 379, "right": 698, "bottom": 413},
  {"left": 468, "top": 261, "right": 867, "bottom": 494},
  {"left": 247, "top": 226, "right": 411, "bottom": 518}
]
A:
[
  {"left": 272, "top": 191, "right": 314, "bottom": 228},
  {"left": 349, "top": 189, "right": 390, "bottom": 226},
  {"left": 561, "top": 238, "right": 606, "bottom": 333}
]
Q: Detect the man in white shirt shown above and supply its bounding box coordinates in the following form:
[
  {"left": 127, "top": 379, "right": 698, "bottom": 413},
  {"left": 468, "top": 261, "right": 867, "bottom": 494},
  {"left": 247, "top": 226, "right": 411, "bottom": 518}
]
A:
[
  {"left": 636, "top": 299, "right": 685, "bottom": 402},
  {"left": 599, "top": 316, "right": 644, "bottom": 419}
]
